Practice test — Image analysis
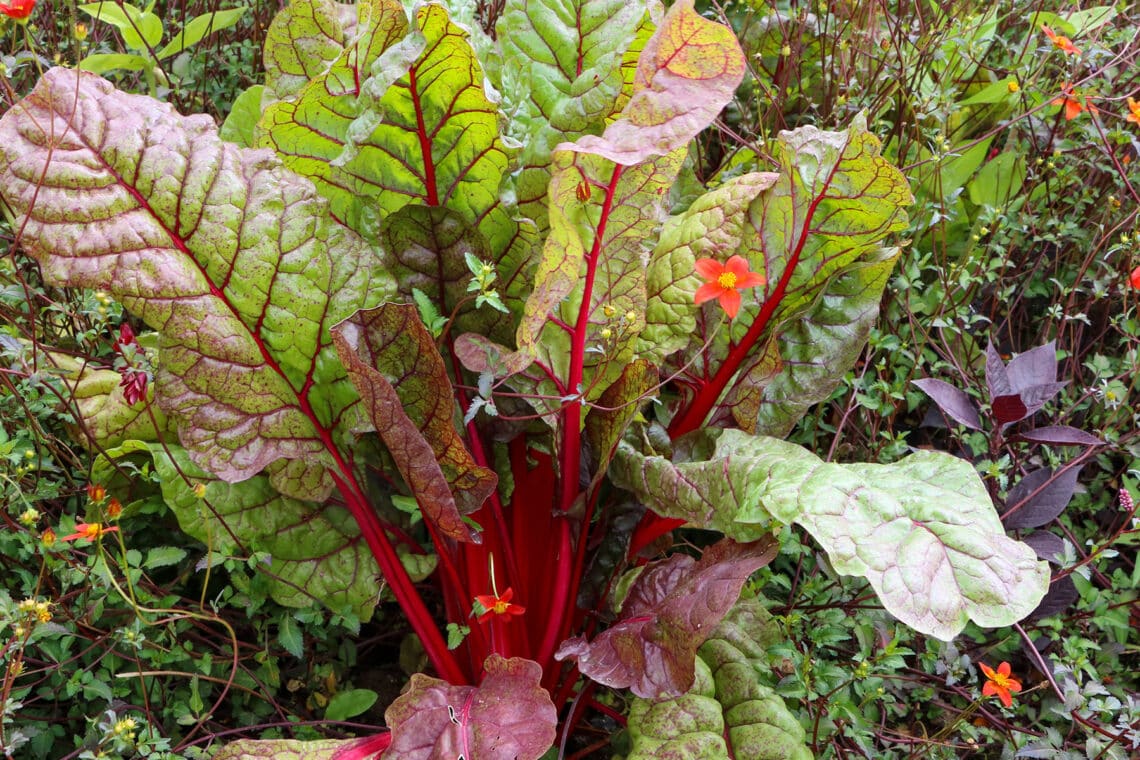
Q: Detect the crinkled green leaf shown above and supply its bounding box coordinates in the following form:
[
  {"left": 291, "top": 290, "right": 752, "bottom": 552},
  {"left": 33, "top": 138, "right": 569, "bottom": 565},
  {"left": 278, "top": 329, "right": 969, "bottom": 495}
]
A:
[
  {"left": 641, "top": 172, "right": 779, "bottom": 363},
  {"left": 212, "top": 734, "right": 392, "bottom": 760},
  {"left": 257, "top": 0, "right": 409, "bottom": 228},
  {"left": 624, "top": 597, "right": 810, "bottom": 759},
  {"left": 331, "top": 304, "right": 495, "bottom": 543},
  {"left": 565, "top": 0, "right": 745, "bottom": 165},
  {"left": 613, "top": 429, "right": 1050, "bottom": 640},
  {"left": 498, "top": 0, "right": 647, "bottom": 227},
  {"left": 152, "top": 445, "right": 381, "bottom": 620},
  {"left": 555, "top": 537, "right": 777, "bottom": 699},
  {"left": 0, "top": 69, "right": 395, "bottom": 501},
  {"left": 262, "top": 0, "right": 357, "bottom": 105},
  {"left": 650, "top": 115, "right": 911, "bottom": 434},
  {"left": 584, "top": 358, "right": 657, "bottom": 490},
  {"left": 384, "top": 655, "right": 557, "bottom": 759}
]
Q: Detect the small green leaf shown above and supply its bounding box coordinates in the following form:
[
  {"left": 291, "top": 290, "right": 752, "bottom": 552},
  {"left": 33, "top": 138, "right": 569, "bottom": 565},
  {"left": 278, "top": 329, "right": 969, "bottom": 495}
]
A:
[
  {"left": 143, "top": 546, "right": 187, "bottom": 569},
  {"left": 77, "top": 53, "right": 151, "bottom": 75},
  {"left": 958, "top": 78, "right": 1020, "bottom": 106},
  {"left": 219, "top": 85, "right": 265, "bottom": 148},
  {"left": 325, "top": 689, "right": 379, "bottom": 721},
  {"left": 278, "top": 615, "right": 303, "bottom": 659},
  {"left": 78, "top": 2, "right": 163, "bottom": 51}
]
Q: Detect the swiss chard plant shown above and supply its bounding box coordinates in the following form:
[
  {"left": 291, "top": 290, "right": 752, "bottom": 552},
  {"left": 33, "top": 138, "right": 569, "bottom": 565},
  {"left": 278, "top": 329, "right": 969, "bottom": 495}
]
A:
[{"left": 0, "top": 0, "right": 1051, "bottom": 755}]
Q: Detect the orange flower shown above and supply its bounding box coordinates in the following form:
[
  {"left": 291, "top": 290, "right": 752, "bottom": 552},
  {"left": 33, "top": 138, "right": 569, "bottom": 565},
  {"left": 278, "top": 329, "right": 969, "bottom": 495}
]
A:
[
  {"left": 473, "top": 587, "right": 525, "bottom": 624},
  {"left": 86, "top": 483, "right": 107, "bottom": 504},
  {"left": 0, "top": 0, "right": 35, "bottom": 20},
  {"left": 41, "top": 527, "right": 57, "bottom": 548},
  {"left": 60, "top": 522, "right": 119, "bottom": 543},
  {"left": 1051, "top": 83, "right": 1085, "bottom": 121},
  {"left": 980, "top": 661, "right": 1022, "bottom": 708},
  {"left": 1130, "top": 265, "right": 1140, "bottom": 291},
  {"left": 1042, "top": 24, "right": 1080, "bottom": 56},
  {"left": 694, "top": 255, "right": 767, "bottom": 319},
  {"left": 1126, "top": 97, "right": 1140, "bottom": 125},
  {"left": 105, "top": 498, "right": 122, "bottom": 520}
]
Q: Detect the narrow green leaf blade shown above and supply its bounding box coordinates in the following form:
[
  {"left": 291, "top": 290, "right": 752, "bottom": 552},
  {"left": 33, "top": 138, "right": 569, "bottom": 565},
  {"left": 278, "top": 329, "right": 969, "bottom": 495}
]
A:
[{"left": 156, "top": 8, "right": 248, "bottom": 60}]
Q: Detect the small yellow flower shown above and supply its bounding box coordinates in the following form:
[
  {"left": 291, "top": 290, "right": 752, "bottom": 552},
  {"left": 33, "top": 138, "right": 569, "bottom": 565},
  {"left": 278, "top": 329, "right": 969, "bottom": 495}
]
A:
[
  {"left": 602, "top": 304, "right": 616, "bottom": 318},
  {"left": 41, "top": 527, "right": 57, "bottom": 548},
  {"left": 624, "top": 310, "right": 636, "bottom": 322},
  {"left": 113, "top": 717, "right": 137, "bottom": 737},
  {"left": 600, "top": 328, "right": 612, "bottom": 340},
  {"left": 74, "top": 22, "right": 87, "bottom": 40},
  {"left": 1007, "top": 80, "right": 1019, "bottom": 93}
]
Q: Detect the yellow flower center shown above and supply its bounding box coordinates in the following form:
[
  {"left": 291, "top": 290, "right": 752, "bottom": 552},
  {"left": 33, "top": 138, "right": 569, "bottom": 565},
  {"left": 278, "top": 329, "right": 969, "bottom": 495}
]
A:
[
  {"left": 717, "top": 271, "right": 738, "bottom": 289},
  {"left": 491, "top": 599, "right": 510, "bottom": 614}
]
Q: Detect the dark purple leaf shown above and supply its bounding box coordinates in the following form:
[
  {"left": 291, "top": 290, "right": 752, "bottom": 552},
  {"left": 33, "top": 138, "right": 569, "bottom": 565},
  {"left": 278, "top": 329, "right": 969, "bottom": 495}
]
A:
[
  {"left": 1018, "top": 381, "right": 1069, "bottom": 411},
  {"left": 1003, "top": 466, "right": 1081, "bottom": 529},
  {"left": 985, "top": 343, "right": 1012, "bottom": 399},
  {"left": 1006, "top": 340, "right": 1058, "bottom": 391},
  {"left": 383, "top": 655, "right": 556, "bottom": 760},
  {"left": 555, "top": 536, "right": 778, "bottom": 699},
  {"left": 1022, "top": 531, "right": 1066, "bottom": 564},
  {"left": 992, "top": 394, "right": 1029, "bottom": 425},
  {"left": 912, "top": 378, "right": 982, "bottom": 431},
  {"left": 1017, "top": 425, "right": 1103, "bottom": 447},
  {"left": 1028, "top": 575, "right": 1078, "bottom": 619}
]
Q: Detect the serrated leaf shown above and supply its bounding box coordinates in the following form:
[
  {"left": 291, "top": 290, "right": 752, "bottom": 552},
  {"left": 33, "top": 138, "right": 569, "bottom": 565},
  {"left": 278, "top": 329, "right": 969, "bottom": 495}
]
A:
[
  {"left": 614, "top": 429, "right": 1050, "bottom": 640},
  {"left": 325, "top": 689, "right": 379, "bottom": 721},
  {"left": 156, "top": 8, "right": 248, "bottom": 60},
  {"left": 913, "top": 378, "right": 983, "bottom": 431},
  {"left": 143, "top": 546, "right": 187, "bottom": 570},
  {"left": 384, "top": 655, "right": 556, "bottom": 759},
  {"left": 564, "top": 0, "right": 745, "bottom": 165},
  {"left": 212, "top": 735, "right": 392, "bottom": 760},
  {"left": 0, "top": 69, "right": 396, "bottom": 501},
  {"left": 555, "top": 537, "right": 777, "bottom": 699},
  {"left": 278, "top": 615, "right": 304, "bottom": 659},
  {"left": 331, "top": 305, "right": 496, "bottom": 543},
  {"left": 152, "top": 445, "right": 381, "bottom": 620}
]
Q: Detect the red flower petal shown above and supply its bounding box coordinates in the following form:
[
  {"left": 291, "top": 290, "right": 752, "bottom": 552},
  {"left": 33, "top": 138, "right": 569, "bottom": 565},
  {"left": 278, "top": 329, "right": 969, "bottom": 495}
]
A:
[{"left": 718, "top": 289, "right": 742, "bottom": 318}]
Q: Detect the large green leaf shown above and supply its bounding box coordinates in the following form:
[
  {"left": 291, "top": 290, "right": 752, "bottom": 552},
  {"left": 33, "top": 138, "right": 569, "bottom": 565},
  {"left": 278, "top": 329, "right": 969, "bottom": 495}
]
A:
[
  {"left": 647, "top": 114, "right": 912, "bottom": 435},
  {"left": 262, "top": 0, "right": 358, "bottom": 104},
  {"left": 152, "top": 445, "right": 381, "bottom": 619},
  {"left": 0, "top": 69, "right": 395, "bottom": 501},
  {"left": 625, "top": 596, "right": 810, "bottom": 760},
  {"left": 498, "top": 0, "right": 648, "bottom": 227},
  {"left": 613, "top": 429, "right": 1050, "bottom": 640}
]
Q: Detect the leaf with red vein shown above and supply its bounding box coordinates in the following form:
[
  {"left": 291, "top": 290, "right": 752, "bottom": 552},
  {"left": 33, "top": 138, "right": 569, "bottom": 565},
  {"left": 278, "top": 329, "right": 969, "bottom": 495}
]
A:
[
  {"left": 0, "top": 69, "right": 394, "bottom": 500},
  {"left": 263, "top": 0, "right": 359, "bottom": 105},
  {"left": 384, "top": 655, "right": 557, "bottom": 760},
  {"left": 555, "top": 537, "right": 777, "bottom": 699},
  {"left": 331, "top": 304, "right": 495, "bottom": 542},
  {"left": 564, "top": 0, "right": 745, "bottom": 165}
]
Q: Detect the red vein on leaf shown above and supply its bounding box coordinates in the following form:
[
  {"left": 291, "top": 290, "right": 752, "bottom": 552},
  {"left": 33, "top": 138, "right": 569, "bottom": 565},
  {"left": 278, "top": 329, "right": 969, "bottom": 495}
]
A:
[{"left": 408, "top": 66, "right": 439, "bottom": 206}]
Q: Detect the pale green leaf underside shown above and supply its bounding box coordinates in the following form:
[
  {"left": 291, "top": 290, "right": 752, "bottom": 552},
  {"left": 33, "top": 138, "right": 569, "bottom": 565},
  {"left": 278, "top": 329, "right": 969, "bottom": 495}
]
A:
[{"left": 615, "top": 430, "right": 1050, "bottom": 639}]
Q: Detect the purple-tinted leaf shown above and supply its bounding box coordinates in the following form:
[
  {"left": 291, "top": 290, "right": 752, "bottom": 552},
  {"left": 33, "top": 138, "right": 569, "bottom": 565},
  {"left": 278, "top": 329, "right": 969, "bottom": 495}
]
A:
[
  {"left": 991, "top": 394, "right": 1029, "bottom": 425},
  {"left": 383, "top": 655, "right": 556, "bottom": 760},
  {"left": 331, "top": 305, "right": 495, "bottom": 542},
  {"left": 0, "top": 69, "right": 394, "bottom": 501},
  {"left": 564, "top": 0, "right": 745, "bottom": 165},
  {"left": 1022, "top": 531, "right": 1066, "bottom": 564},
  {"left": 912, "top": 378, "right": 982, "bottom": 431},
  {"left": 555, "top": 537, "right": 778, "bottom": 699},
  {"left": 1005, "top": 340, "right": 1057, "bottom": 392},
  {"left": 1029, "top": 575, "right": 1078, "bottom": 619},
  {"left": 1003, "top": 466, "right": 1081, "bottom": 529},
  {"left": 1017, "top": 425, "right": 1103, "bottom": 447},
  {"left": 985, "top": 343, "right": 1012, "bottom": 399}
]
